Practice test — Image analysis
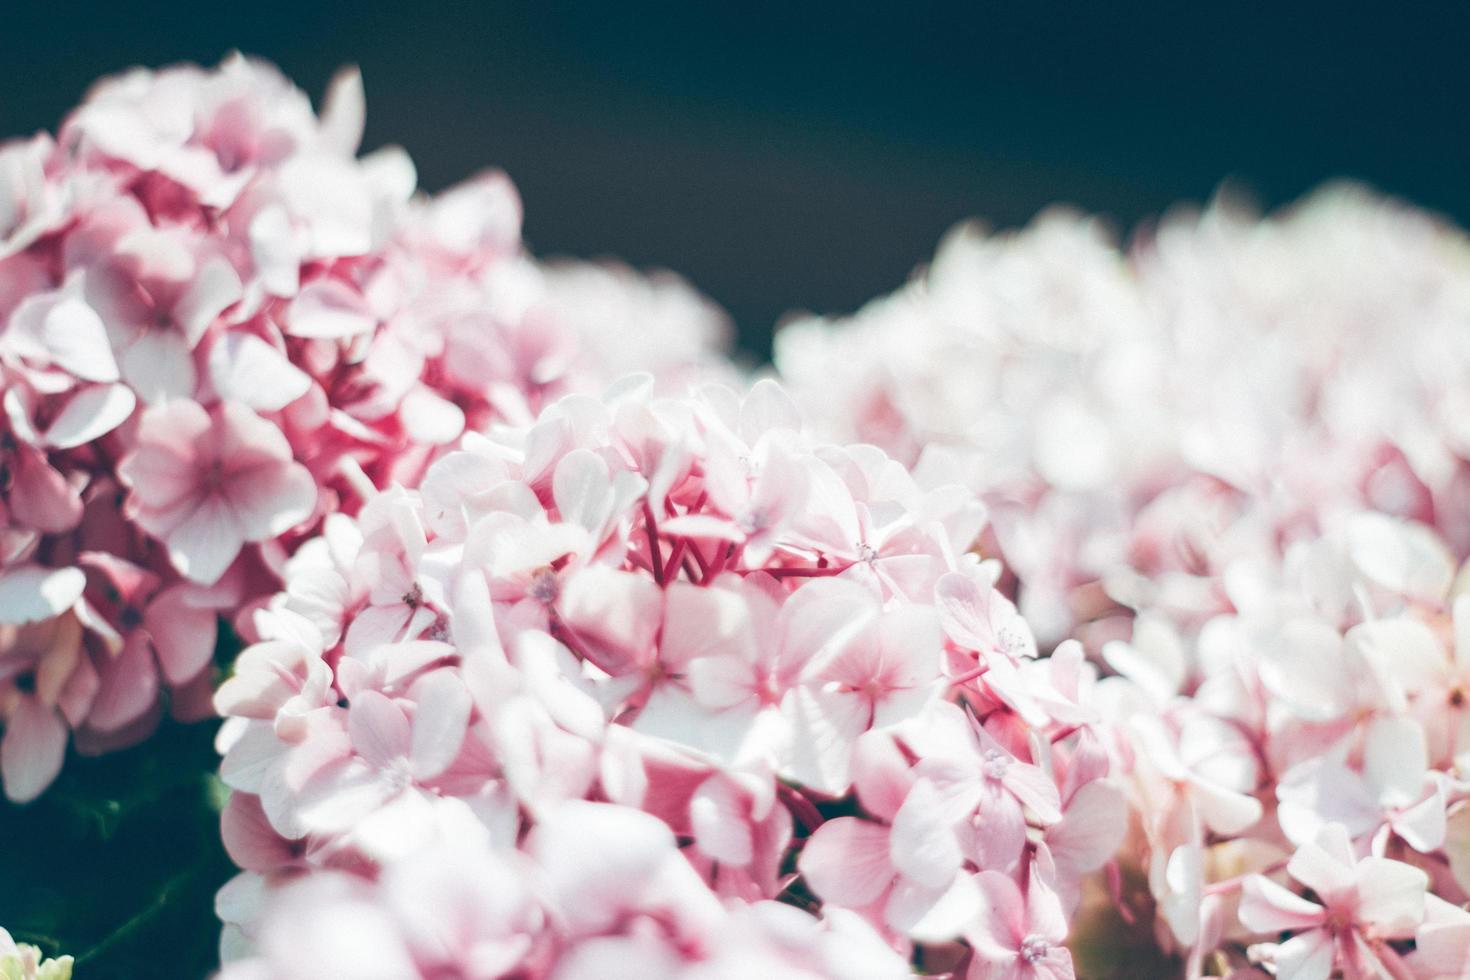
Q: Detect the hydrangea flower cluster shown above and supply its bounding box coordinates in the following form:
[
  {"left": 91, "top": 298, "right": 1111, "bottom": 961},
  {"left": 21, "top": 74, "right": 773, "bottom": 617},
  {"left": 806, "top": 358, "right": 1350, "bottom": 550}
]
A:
[
  {"left": 776, "top": 189, "right": 1470, "bottom": 652},
  {"left": 12, "top": 52, "right": 1470, "bottom": 979},
  {"left": 212, "top": 375, "right": 1124, "bottom": 978},
  {"left": 1082, "top": 512, "right": 1470, "bottom": 977},
  {"left": 0, "top": 57, "right": 727, "bottom": 802},
  {"left": 777, "top": 191, "right": 1470, "bottom": 976}
]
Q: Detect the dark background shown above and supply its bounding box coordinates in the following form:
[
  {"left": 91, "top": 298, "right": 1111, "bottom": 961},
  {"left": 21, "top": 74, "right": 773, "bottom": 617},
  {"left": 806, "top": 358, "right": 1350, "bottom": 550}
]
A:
[
  {"left": 6, "top": 2, "right": 1469, "bottom": 361},
  {"left": 0, "top": 5, "right": 1467, "bottom": 973}
]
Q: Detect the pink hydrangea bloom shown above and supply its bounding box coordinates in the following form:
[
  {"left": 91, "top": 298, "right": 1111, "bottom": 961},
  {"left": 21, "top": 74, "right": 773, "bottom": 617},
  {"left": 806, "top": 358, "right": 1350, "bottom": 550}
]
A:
[
  {"left": 775, "top": 189, "right": 1470, "bottom": 652},
  {"left": 212, "top": 375, "right": 1121, "bottom": 976},
  {"left": 0, "top": 57, "right": 730, "bottom": 801}
]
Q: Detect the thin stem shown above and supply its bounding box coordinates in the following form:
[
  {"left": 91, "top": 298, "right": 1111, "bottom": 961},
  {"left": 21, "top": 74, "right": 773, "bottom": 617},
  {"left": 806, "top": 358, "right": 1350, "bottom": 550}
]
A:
[
  {"left": 949, "top": 661, "right": 991, "bottom": 686},
  {"left": 756, "top": 564, "right": 852, "bottom": 580},
  {"left": 688, "top": 540, "right": 713, "bottom": 582},
  {"left": 1202, "top": 855, "right": 1289, "bottom": 896},
  {"left": 662, "top": 537, "right": 689, "bottom": 582},
  {"left": 1049, "top": 723, "right": 1082, "bottom": 743},
  {"left": 642, "top": 502, "right": 665, "bottom": 586},
  {"left": 778, "top": 784, "right": 826, "bottom": 832},
  {"left": 77, "top": 857, "right": 205, "bottom": 965}
]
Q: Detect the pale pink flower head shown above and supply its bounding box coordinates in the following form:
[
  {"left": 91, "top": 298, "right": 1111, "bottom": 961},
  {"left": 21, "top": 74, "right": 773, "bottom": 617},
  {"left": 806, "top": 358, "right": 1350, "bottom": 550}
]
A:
[
  {"left": 212, "top": 374, "right": 1109, "bottom": 973},
  {"left": 0, "top": 54, "right": 731, "bottom": 802}
]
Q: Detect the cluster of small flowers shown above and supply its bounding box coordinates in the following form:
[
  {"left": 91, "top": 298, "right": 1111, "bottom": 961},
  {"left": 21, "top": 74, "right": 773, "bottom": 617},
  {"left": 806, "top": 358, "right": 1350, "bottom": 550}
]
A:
[
  {"left": 775, "top": 188, "right": 1470, "bottom": 652},
  {"left": 1092, "top": 512, "right": 1470, "bottom": 978},
  {"left": 0, "top": 57, "right": 727, "bottom": 802},
  {"left": 778, "top": 191, "right": 1470, "bottom": 976},
  {"left": 213, "top": 375, "right": 1124, "bottom": 978}
]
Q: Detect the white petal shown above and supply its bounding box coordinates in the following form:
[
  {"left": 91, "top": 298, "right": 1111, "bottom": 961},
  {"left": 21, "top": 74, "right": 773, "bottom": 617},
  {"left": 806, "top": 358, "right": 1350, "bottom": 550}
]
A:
[
  {"left": 209, "top": 333, "right": 311, "bottom": 412},
  {"left": 409, "top": 671, "right": 471, "bottom": 780},
  {"left": 0, "top": 566, "right": 85, "bottom": 624},
  {"left": 121, "top": 330, "right": 197, "bottom": 404},
  {"left": 284, "top": 279, "right": 376, "bottom": 338},
  {"left": 1, "top": 700, "right": 67, "bottom": 803},
  {"left": 41, "top": 383, "right": 136, "bottom": 448},
  {"left": 41, "top": 296, "right": 118, "bottom": 381},
  {"left": 167, "top": 495, "right": 246, "bottom": 584}
]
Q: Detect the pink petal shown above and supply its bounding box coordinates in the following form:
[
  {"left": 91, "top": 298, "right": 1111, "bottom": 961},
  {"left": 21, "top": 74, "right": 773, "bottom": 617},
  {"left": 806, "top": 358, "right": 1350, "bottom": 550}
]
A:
[
  {"left": 208, "top": 332, "right": 311, "bottom": 412},
  {"left": 216, "top": 401, "right": 295, "bottom": 466},
  {"left": 284, "top": 278, "right": 376, "bottom": 338},
  {"left": 146, "top": 585, "right": 218, "bottom": 686},
  {"left": 689, "top": 776, "right": 754, "bottom": 866},
  {"left": 1025, "top": 874, "right": 1070, "bottom": 944},
  {"left": 1189, "top": 775, "right": 1263, "bottom": 837},
  {"left": 776, "top": 577, "right": 877, "bottom": 673},
  {"left": 551, "top": 448, "right": 614, "bottom": 534},
  {"left": 86, "top": 631, "right": 161, "bottom": 733},
  {"left": 935, "top": 570, "right": 994, "bottom": 651},
  {"left": 1238, "top": 875, "right": 1326, "bottom": 934},
  {"left": 296, "top": 757, "right": 397, "bottom": 832},
  {"left": 408, "top": 670, "right": 471, "bottom": 780},
  {"left": 319, "top": 66, "right": 366, "bottom": 154},
  {"left": 1046, "top": 780, "right": 1128, "bottom": 874},
  {"left": 1363, "top": 715, "right": 1428, "bottom": 809},
  {"left": 781, "top": 683, "right": 868, "bottom": 796},
  {"left": 38, "top": 295, "right": 119, "bottom": 382},
  {"left": 174, "top": 256, "right": 242, "bottom": 344},
  {"left": 890, "top": 779, "right": 964, "bottom": 888},
  {"left": 1271, "top": 928, "right": 1335, "bottom": 980},
  {"left": 1003, "top": 759, "right": 1063, "bottom": 825},
  {"left": 740, "top": 378, "right": 802, "bottom": 441},
  {"left": 118, "top": 442, "right": 200, "bottom": 517},
  {"left": 1394, "top": 782, "right": 1448, "bottom": 853},
  {"left": 850, "top": 731, "right": 915, "bottom": 823},
  {"left": 660, "top": 580, "right": 752, "bottom": 671},
  {"left": 166, "top": 493, "right": 245, "bottom": 584},
  {"left": 40, "top": 383, "right": 136, "bottom": 448},
  {"left": 557, "top": 567, "right": 663, "bottom": 676},
  {"left": 220, "top": 792, "right": 299, "bottom": 872},
  {"left": 1354, "top": 857, "right": 1428, "bottom": 936},
  {"left": 797, "top": 816, "right": 894, "bottom": 907},
  {"left": 349, "top": 691, "right": 412, "bottom": 768},
  {"left": 968, "top": 870, "right": 1027, "bottom": 957},
  {"left": 9, "top": 442, "right": 82, "bottom": 533},
  {"left": 121, "top": 329, "right": 197, "bottom": 404},
  {"left": 223, "top": 459, "right": 317, "bottom": 542},
  {"left": 1, "top": 698, "right": 67, "bottom": 803},
  {"left": 1286, "top": 825, "right": 1358, "bottom": 904}
]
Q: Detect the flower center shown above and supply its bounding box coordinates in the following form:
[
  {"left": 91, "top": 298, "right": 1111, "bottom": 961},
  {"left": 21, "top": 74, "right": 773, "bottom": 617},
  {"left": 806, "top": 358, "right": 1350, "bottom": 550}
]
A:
[
  {"left": 1019, "top": 935, "right": 1049, "bottom": 963},
  {"left": 737, "top": 507, "right": 768, "bottom": 535},
  {"left": 997, "top": 624, "right": 1027, "bottom": 655},
  {"left": 200, "top": 459, "right": 227, "bottom": 494},
  {"left": 528, "top": 568, "right": 560, "bottom": 605},
  {"left": 983, "top": 749, "right": 1011, "bottom": 781},
  {"left": 383, "top": 756, "right": 415, "bottom": 793}
]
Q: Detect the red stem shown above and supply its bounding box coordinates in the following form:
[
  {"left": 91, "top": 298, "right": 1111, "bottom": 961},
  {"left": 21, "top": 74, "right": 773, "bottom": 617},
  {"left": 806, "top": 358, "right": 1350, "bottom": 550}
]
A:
[
  {"left": 949, "top": 661, "right": 991, "bottom": 686},
  {"left": 642, "top": 501, "right": 665, "bottom": 586}
]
